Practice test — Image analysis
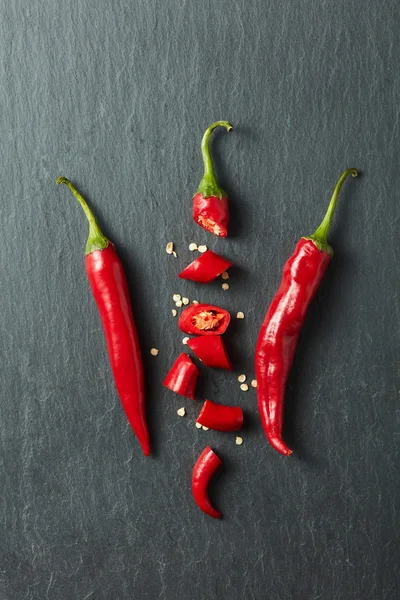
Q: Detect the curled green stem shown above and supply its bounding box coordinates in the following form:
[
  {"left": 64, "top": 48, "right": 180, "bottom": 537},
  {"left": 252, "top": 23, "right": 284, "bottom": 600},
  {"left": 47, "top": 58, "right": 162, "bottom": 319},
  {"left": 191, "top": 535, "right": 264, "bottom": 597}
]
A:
[{"left": 197, "top": 121, "right": 233, "bottom": 199}]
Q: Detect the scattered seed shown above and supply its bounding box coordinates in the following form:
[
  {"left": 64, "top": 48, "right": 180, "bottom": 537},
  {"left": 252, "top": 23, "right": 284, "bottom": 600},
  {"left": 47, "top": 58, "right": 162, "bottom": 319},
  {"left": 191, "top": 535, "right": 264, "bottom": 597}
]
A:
[
  {"left": 172, "top": 309, "right": 177, "bottom": 317},
  {"left": 221, "top": 271, "right": 229, "bottom": 280},
  {"left": 177, "top": 407, "right": 186, "bottom": 417},
  {"left": 182, "top": 297, "right": 190, "bottom": 305},
  {"left": 238, "top": 374, "right": 247, "bottom": 383},
  {"left": 172, "top": 251, "right": 177, "bottom": 258},
  {"left": 166, "top": 242, "right": 174, "bottom": 255},
  {"left": 173, "top": 294, "right": 181, "bottom": 302},
  {"left": 251, "top": 379, "right": 257, "bottom": 388},
  {"left": 176, "top": 300, "right": 183, "bottom": 307},
  {"left": 195, "top": 422, "right": 202, "bottom": 429},
  {"left": 198, "top": 245, "right": 208, "bottom": 253},
  {"left": 222, "top": 283, "right": 230, "bottom": 291},
  {"left": 240, "top": 383, "right": 249, "bottom": 392},
  {"left": 150, "top": 348, "right": 159, "bottom": 356},
  {"left": 202, "top": 426, "right": 209, "bottom": 431},
  {"left": 236, "top": 436, "right": 243, "bottom": 445},
  {"left": 182, "top": 337, "right": 189, "bottom": 345},
  {"left": 192, "top": 300, "right": 199, "bottom": 305},
  {"left": 236, "top": 311, "right": 245, "bottom": 319},
  {"left": 189, "top": 243, "right": 198, "bottom": 251}
]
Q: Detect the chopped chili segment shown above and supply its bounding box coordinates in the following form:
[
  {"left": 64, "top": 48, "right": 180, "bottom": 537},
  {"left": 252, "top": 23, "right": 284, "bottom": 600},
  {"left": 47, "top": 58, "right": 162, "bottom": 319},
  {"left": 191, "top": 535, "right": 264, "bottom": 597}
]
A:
[
  {"left": 178, "top": 303, "right": 230, "bottom": 336},
  {"left": 187, "top": 336, "right": 232, "bottom": 370},
  {"left": 197, "top": 399, "right": 243, "bottom": 431},
  {"left": 178, "top": 250, "right": 232, "bottom": 284},
  {"left": 163, "top": 353, "right": 199, "bottom": 400},
  {"left": 192, "top": 446, "right": 222, "bottom": 519}
]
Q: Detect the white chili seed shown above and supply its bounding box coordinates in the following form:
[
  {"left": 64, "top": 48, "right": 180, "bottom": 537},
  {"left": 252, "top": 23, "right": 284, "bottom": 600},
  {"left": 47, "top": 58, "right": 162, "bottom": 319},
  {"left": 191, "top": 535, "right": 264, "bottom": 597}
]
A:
[
  {"left": 182, "top": 297, "right": 190, "bottom": 305},
  {"left": 195, "top": 422, "right": 202, "bottom": 429},
  {"left": 236, "top": 436, "right": 243, "bottom": 445},
  {"left": 202, "top": 426, "right": 209, "bottom": 431},
  {"left": 171, "top": 309, "right": 177, "bottom": 317},
  {"left": 176, "top": 300, "right": 183, "bottom": 307},
  {"left": 238, "top": 374, "right": 247, "bottom": 383},
  {"left": 192, "top": 300, "right": 199, "bottom": 305},
  {"left": 172, "top": 251, "right": 177, "bottom": 258},
  {"left": 222, "top": 283, "right": 230, "bottom": 291},
  {"left": 221, "top": 271, "right": 229, "bottom": 280},
  {"left": 189, "top": 243, "right": 198, "bottom": 251},
  {"left": 198, "top": 245, "right": 208, "bottom": 253},
  {"left": 236, "top": 311, "right": 245, "bottom": 319},
  {"left": 177, "top": 407, "right": 186, "bottom": 417},
  {"left": 173, "top": 294, "right": 181, "bottom": 302},
  {"left": 240, "top": 383, "right": 249, "bottom": 392},
  {"left": 150, "top": 348, "right": 159, "bottom": 356},
  {"left": 166, "top": 242, "right": 174, "bottom": 254},
  {"left": 251, "top": 379, "right": 258, "bottom": 388},
  {"left": 182, "top": 337, "right": 189, "bottom": 345}
]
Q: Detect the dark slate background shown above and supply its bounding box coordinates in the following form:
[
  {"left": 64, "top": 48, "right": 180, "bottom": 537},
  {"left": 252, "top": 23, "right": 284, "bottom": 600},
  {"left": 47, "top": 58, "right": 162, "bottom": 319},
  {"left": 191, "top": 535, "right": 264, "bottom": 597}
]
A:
[{"left": 0, "top": 0, "right": 399, "bottom": 598}]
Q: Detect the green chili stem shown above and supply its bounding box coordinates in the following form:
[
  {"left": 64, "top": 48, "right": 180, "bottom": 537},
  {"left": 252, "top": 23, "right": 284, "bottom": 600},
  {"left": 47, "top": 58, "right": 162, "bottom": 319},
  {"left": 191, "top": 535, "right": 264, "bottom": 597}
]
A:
[
  {"left": 56, "top": 177, "right": 109, "bottom": 255},
  {"left": 197, "top": 121, "right": 233, "bottom": 199}
]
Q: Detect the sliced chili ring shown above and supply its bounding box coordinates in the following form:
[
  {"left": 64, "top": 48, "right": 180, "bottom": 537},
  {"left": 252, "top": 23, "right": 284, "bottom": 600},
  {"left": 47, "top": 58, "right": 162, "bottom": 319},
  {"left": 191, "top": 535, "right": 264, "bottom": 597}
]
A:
[
  {"left": 178, "top": 303, "right": 230, "bottom": 336},
  {"left": 163, "top": 353, "right": 199, "bottom": 400},
  {"left": 178, "top": 250, "right": 232, "bottom": 284},
  {"left": 192, "top": 446, "right": 222, "bottom": 519},
  {"left": 197, "top": 399, "right": 243, "bottom": 432},
  {"left": 187, "top": 336, "right": 232, "bottom": 370}
]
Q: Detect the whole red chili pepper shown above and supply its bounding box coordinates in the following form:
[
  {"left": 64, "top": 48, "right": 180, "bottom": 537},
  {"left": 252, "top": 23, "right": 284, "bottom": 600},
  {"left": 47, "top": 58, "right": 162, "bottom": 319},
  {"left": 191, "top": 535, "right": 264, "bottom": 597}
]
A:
[
  {"left": 255, "top": 169, "right": 358, "bottom": 456},
  {"left": 179, "top": 250, "right": 232, "bottom": 284},
  {"left": 192, "top": 446, "right": 222, "bottom": 519},
  {"left": 187, "top": 336, "right": 232, "bottom": 370},
  {"left": 178, "top": 303, "right": 231, "bottom": 336},
  {"left": 193, "top": 121, "right": 233, "bottom": 238},
  {"left": 197, "top": 399, "right": 243, "bottom": 431},
  {"left": 56, "top": 177, "right": 150, "bottom": 456},
  {"left": 163, "top": 353, "right": 199, "bottom": 400}
]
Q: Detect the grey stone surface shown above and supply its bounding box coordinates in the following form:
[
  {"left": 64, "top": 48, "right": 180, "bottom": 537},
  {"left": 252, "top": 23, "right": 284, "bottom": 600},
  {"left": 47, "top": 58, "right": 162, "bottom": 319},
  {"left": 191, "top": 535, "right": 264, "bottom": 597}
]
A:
[{"left": 0, "top": 0, "right": 399, "bottom": 598}]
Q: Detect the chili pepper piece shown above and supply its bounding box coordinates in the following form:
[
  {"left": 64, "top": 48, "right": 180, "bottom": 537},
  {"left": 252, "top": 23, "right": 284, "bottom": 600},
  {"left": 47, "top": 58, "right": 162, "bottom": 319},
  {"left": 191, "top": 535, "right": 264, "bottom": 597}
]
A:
[
  {"left": 163, "top": 353, "right": 199, "bottom": 400},
  {"left": 187, "top": 336, "right": 232, "bottom": 370},
  {"left": 178, "top": 303, "right": 230, "bottom": 336},
  {"left": 56, "top": 177, "right": 150, "bottom": 456},
  {"left": 179, "top": 250, "right": 232, "bottom": 284},
  {"left": 193, "top": 121, "right": 233, "bottom": 237},
  {"left": 192, "top": 446, "right": 222, "bottom": 519},
  {"left": 197, "top": 399, "right": 243, "bottom": 431},
  {"left": 255, "top": 169, "right": 358, "bottom": 456}
]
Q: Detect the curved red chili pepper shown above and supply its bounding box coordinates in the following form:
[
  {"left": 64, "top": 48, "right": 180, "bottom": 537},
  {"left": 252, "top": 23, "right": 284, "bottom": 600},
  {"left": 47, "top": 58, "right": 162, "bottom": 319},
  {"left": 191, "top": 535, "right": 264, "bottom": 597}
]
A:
[
  {"left": 197, "top": 399, "right": 243, "bottom": 431},
  {"left": 178, "top": 250, "right": 232, "bottom": 284},
  {"left": 56, "top": 177, "right": 150, "bottom": 456},
  {"left": 192, "top": 446, "right": 222, "bottom": 519},
  {"left": 178, "top": 303, "right": 230, "bottom": 336},
  {"left": 163, "top": 353, "right": 199, "bottom": 400},
  {"left": 192, "top": 121, "right": 233, "bottom": 238},
  {"left": 255, "top": 169, "right": 358, "bottom": 456},
  {"left": 187, "top": 336, "right": 232, "bottom": 370}
]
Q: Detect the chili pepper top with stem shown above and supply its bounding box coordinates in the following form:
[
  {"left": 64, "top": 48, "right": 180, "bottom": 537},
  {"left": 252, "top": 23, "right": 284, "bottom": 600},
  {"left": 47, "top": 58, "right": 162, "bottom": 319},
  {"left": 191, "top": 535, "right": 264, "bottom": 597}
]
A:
[
  {"left": 56, "top": 177, "right": 150, "bottom": 456},
  {"left": 255, "top": 169, "right": 358, "bottom": 457},
  {"left": 193, "top": 121, "right": 233, "bottom": 238}
]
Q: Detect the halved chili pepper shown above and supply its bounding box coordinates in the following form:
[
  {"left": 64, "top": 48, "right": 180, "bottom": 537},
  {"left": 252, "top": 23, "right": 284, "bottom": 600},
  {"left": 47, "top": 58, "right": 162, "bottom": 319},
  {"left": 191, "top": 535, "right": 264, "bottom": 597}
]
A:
[
  {"left": 163, "top": 353, "right": 199, "bottom": 400},
  {"left": 178, "top": 250, "right": 232, "bottom": 284},
  {"left": 187, "top": 336, "right": 232, "bottom": 370},
  {"left": 193, "top": 121, "right": 233, "bottom": 238},
  {"left": 192, "top": 446, "right": 222, "bottom": 519},
  {"left": 197, "top": 399, "right": 243, "bottom": 431},
  {"left": 255, "top": 169, "right": 359, "bottom": 456},
  {"left": 178, "top": 303, "right": 230, "bottom": 336},
  {"left": 56, "top": 177, "right": 150, "bottom": 456}
]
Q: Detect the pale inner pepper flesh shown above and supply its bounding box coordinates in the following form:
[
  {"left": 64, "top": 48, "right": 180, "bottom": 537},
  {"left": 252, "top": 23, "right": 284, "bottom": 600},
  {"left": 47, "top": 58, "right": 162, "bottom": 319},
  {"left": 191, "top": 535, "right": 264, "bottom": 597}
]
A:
[
  {"left": 197, "top": 215, "right": 225, "bottom": 237},
  {"left": 191, "top": 310, "right": 225, "bottom": 332}
]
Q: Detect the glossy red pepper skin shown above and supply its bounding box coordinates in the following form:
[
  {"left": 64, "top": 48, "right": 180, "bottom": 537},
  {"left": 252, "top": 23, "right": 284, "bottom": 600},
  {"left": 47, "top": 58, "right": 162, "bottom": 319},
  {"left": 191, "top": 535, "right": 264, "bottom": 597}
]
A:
[
  {"left": 179, "top": 250, "right": 232, "bottom": 284},
  {"left": 197, "top": 399, "right": 243, "bottom": 431},
  {"left": 187, "top": 336, "right": 232, "bottom": 370},
  {"left": 255, "top": 169, "right": 358, "bottom": 456},
  {"left": 178, "top": 303, "right": 230, "bottom": 336},
  {"left": 192, "top": 446, "right": 222, "bottom": 519},
  {"left": 163, "top": 353, "right": 199, "bottom": 400},
  {"left": 193, "top": 193, "right": 229, "bottom": 238}
]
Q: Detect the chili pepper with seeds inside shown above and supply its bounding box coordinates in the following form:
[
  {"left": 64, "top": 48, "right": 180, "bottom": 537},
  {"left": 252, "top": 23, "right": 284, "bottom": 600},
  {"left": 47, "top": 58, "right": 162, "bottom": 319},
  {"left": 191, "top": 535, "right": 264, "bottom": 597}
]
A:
[
  {"left": 187, "top": 336, "right": 232, "bottom": 370},
  {"left": 56, "top": 177, "right": 150, "bottom": 456},
  {"left": 193, "top": 121, "right": 233, "bottom": 238},
  {"left": 255, "top": 169, "right": 359, "bottom": 456},
  {"left": 178, "top": 303, "right": 231, "bottom": 336},
  {"left": 179, "top": 250, "right": 232, "bottom": 284},
  {"left": 163, "top": 353, "right": 199, "bottom": 399},
  {"left": 192, "top": 446, "right": 222, "bottom": 519},
  {"left": 197, "top": 399, "right": 243, "bottom": 432}
]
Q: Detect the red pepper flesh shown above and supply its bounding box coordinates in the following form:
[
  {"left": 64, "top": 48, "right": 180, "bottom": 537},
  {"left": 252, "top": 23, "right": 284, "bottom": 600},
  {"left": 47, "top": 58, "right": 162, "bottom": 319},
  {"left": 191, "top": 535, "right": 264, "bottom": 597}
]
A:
[
  {"left": 193, "top": 121, "right": 233, "bottom": 238},
  {"left": 163, "top": 353, "right": 199, "bottom": 400},
  {"left": 179, "top": 250, "right": 232, "bottom": 284},
  {"left": 197, "top": 399, "right": 243, "bottom": 431},
  {"left": 178, "top": 303, "right": 230, "bottom": 336},
  {"left": 187, "top": 336, "right": 232, "bottom": 370},
  {"left": 56, "top": 178, "right": 150, "bottom": 456},
  {"left": 255, "top": 169, "right": 358, "bottom": 456},
  {"left": 192, "top": 446, "right": 222, "bottom": 519}
]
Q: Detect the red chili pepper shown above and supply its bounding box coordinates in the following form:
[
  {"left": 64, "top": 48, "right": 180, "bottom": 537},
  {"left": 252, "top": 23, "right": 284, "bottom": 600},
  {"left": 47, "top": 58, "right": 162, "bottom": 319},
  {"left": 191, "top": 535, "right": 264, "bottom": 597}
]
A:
[
  {"left": 178, "top": 303, "right": 230, "bottom": 336},
  {"left": 163, "top": 353, "right": 199, "bottom": 400},
  {"left": 193, "top": 121, "right": 233, "bottom": 238},
  {"left": 192, "top": 446, "right": 222, "bottom": 519},
  {"left": 197, "top": 399, "right": 243, "bottom": 431},
  {"left": 56, "top": 177, "right": 150, "bottom": 456},
  {"left": 179, "top": 250, "right": 232, "bottom": 284},
  {"left": 187, "top": 336, "right": 232, "bottom": 370},
  {"left": 255, "top": 169, "right": 358, "bottom": 456}
]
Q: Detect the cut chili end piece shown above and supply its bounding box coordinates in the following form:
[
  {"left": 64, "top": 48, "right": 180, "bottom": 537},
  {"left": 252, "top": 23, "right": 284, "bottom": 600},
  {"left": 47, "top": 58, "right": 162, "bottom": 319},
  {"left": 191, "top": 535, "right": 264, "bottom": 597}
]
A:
[
  {"left": 178, "top": 250, "right": 232, "bottom": 284},
  {"left": 178, "top": 303, "right": 230, "bottom": 336},
  {"left": 187, "top": 336, "right": 232, "bottom": 370},
  {"left": 163, "top": 353, "right": 199, "bottom": 400},
  {"left": 192, "top": 446, "right": 222, "bottom": 519},
  {"left": 196, "top": 399, "right": 243, "bottom": 432},
  {"left": 193, "top": 193, "right": 229, "bottom": 238}
]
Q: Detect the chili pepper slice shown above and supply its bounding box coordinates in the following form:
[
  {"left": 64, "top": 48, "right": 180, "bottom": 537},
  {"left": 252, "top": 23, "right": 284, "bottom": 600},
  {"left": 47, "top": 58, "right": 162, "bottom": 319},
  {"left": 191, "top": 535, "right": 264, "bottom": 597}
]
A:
[
  {"left": 193, "top": 121, "right": 233, "bottom": 238},
  {"left": 197, "top": 399, "right": 243, "bottom": 431},
  {"left": 163, "top": 353, "right": 199, "bottom": 400},
  {"left": 179, "top": 250, "right": 232, "bottom": 284},
  {"left": 255, "top": 169, "right": 359, "bottom": 456},
  {"left": 187, "top": 336, "right": 232, "bottom": 370},
  {"left": 192, "top": 446, "right": 222, "bottom": 519},
  {"left": 56, "top": 177, "right": 150, "bottom": 456},
  {"left": 178, "top": 303, "right": 230, "bottom": 336}
]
